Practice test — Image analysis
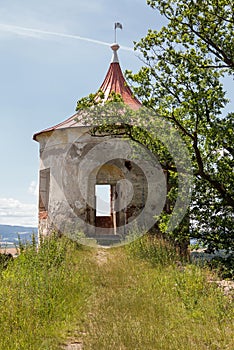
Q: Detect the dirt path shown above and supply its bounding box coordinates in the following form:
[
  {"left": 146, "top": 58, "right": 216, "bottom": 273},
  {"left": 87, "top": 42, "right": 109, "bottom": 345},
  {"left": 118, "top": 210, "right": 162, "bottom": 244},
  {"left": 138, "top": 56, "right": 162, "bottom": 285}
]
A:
[
  {"left": 94, "top": 249, "right": 109, "bottom": 266},
  {"left": 62, "top": 249, "right": 111, "bottom": 350}
]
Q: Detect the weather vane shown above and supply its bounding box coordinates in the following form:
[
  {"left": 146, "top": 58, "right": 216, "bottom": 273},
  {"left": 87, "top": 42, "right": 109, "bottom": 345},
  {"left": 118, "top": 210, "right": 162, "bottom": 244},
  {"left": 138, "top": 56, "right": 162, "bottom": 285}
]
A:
[{"left": 114, "top": 22, "right": 123, "bottom": 43}]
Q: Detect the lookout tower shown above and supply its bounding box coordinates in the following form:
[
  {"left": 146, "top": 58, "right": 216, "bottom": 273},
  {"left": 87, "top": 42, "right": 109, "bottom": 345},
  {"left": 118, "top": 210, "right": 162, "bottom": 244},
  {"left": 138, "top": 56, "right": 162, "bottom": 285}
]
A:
[{"left": 33, "top": 43, "right": 165, "bottom": 245}]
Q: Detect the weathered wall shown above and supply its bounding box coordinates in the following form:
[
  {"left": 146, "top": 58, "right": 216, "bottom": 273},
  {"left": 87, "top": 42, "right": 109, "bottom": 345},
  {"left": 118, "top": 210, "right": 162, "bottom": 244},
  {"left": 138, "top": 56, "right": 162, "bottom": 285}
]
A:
[{"left": 37, "top": 126, "right": 166, "bottom": 239}]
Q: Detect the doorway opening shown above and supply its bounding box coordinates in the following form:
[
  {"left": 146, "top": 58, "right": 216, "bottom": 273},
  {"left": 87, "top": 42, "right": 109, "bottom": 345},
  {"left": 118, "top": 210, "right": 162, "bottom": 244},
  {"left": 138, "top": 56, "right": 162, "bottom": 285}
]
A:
[{"left": 95, "top": 184, "right": 117, "bottom": 233}]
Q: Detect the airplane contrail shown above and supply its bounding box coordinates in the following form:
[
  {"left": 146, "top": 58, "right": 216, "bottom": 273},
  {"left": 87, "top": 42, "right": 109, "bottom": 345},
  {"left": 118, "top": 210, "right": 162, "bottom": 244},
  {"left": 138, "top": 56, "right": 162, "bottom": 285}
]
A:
[{"left": 0, "top": 23, "right": 134, "bottom": 52}]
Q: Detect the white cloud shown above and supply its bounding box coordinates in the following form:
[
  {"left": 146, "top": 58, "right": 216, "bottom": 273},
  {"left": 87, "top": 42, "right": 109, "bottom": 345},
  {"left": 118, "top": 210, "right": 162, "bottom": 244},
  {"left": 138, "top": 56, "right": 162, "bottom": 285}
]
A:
[
  {"left": 0, "top": 198, "right": 37, "bottom": 227},
  {"left": 28, "top": 181, "right": 39, "bottom": 196}
]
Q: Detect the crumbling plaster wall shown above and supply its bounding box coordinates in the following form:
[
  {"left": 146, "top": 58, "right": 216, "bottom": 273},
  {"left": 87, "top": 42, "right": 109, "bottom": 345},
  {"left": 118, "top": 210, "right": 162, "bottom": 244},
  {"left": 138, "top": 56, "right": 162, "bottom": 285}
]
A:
[{"left": 37, "top": 127, "right": 166, "bottom": 238}]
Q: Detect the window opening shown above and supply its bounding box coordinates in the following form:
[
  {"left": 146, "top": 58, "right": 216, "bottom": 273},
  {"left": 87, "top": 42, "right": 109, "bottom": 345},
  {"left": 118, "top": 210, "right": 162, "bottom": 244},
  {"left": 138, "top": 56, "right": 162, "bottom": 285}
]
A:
[{"left": 39, "top": 168, "right": 50, "bottom": 212}]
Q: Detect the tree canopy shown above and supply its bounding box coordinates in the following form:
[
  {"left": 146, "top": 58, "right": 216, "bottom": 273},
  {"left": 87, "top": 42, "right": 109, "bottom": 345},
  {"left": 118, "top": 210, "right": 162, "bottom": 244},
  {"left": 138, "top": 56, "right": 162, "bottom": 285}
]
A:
[
  {"left": 125, "top": 0, "right": 234, "bottom": 251},
  {"left": 75, "top": 0, "right": 233, "bottom": 251}
]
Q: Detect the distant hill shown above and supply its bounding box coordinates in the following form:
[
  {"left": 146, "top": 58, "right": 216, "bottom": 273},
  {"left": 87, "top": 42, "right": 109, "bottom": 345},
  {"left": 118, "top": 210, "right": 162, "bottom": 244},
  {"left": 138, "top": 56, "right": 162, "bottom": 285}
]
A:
[{"left": 0, "top": 224, "right": 38, "bottom": 247}]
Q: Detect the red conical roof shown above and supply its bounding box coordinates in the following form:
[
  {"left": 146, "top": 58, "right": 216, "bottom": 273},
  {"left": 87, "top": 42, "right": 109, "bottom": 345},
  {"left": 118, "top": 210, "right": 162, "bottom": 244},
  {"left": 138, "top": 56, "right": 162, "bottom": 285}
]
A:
[
  {"left": 97, "top": 43, "right": 141, "bottom": 109},
  {"left": 33, "top": 44, "right": 141, "bottom": 141}
]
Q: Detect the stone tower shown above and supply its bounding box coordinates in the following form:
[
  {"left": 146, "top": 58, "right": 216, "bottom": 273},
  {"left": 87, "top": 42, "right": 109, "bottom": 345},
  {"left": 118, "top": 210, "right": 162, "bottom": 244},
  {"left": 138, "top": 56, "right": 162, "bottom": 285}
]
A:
[{"left": 33, "top": 44, "right": 165, "bottom": 245}]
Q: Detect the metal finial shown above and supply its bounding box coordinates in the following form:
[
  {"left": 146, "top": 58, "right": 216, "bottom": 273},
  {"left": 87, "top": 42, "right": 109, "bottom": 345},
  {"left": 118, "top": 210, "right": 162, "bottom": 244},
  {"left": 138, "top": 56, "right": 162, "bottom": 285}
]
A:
[{"left": 111, "top": 43, "right": 120, "bottom": 63}]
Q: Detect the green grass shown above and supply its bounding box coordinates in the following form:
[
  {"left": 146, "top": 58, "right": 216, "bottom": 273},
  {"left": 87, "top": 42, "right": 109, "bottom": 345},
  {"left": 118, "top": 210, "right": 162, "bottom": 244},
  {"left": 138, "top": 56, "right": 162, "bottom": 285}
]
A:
[
  {"left": 0, "top": 236, "right": 92, "bottom": 350},
  {"left": 0, "top": 234, "right": 233, "bottom": 349},
  {"left": 80, "top": 243, "right": 234, "bottom": 350}
]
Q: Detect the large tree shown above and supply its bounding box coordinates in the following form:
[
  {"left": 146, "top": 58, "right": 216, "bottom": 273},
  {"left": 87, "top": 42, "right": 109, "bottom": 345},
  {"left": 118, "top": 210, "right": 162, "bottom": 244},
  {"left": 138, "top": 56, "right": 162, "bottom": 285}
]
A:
[{"left": 125, "top": 0, "right": 234, "bottom": 251}]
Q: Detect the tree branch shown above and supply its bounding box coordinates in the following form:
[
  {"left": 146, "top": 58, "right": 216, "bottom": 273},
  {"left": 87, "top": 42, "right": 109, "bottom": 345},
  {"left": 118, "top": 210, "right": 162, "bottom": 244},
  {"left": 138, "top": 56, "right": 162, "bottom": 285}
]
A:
[{"left": 193, "top": 135, "right": 234, "bottom": 207}]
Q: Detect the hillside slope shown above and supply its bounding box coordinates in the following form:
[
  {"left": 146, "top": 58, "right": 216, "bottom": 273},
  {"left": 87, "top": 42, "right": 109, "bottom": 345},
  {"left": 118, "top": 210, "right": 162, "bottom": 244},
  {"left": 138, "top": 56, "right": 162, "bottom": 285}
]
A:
[
  {"left": 66, "top": 248, "right": 234, "bottom": 350},
  {"left": 0, "top": 224, "right": 37, "bottom": 246},
  {"left": 0, "top": 237, "right": 233, "bottom": 350}
]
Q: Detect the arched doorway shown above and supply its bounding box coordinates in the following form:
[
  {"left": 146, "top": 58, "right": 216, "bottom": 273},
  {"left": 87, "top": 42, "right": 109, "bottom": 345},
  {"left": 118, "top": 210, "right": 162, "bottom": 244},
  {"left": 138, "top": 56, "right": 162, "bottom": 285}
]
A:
[{"left": 86, "top": 159, "right": 148, "bottom": 236}]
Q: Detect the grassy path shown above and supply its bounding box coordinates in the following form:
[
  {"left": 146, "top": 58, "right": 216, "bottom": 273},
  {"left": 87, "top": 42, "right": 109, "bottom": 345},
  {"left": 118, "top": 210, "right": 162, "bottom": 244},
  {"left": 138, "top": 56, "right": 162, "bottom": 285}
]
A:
[
  {"left": 0, "top": 238, "right": 233, "bottom": 350},
  {"left": 65, "top": 247, "right": 234, "bottom": 350}
]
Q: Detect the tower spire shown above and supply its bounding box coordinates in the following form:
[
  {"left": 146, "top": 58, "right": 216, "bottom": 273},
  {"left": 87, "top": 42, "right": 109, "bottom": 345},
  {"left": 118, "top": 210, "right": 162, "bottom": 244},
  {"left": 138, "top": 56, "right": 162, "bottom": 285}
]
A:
[
  {"left": 96, "top": 42, "right": 141, "bottom": 110},
  {"left": 111, "top": 43, "right": 120, "bottom": 63}
]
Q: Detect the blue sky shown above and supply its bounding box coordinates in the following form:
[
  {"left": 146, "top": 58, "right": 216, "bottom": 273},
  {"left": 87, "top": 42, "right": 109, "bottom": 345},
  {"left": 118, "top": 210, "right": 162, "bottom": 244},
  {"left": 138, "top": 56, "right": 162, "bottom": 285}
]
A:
[
  {"left": 0, "top": 1, "right": 233, "bottom": 226},
  {"left": 0, "top": 0, "right": 164, "bottom": 226}
]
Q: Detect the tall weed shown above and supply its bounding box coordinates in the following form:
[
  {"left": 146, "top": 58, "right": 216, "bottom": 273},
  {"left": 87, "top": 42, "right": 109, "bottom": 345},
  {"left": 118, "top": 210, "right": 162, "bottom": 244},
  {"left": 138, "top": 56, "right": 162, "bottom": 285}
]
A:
[
  {"left": 126, "top": 233, "right": 181, "bottom": 266},
  {"left": 0, "top": 235, "right": 90, "bottom": 350}
]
